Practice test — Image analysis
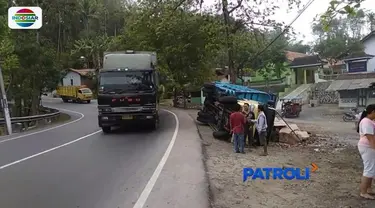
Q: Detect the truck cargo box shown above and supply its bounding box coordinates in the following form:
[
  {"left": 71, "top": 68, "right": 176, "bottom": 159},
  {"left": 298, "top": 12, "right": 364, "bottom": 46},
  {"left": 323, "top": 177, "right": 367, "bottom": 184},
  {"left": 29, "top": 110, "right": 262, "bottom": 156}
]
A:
[
  {"left": 56, "top": 85, "right": 92, "bottom": 103},
  {"left": 57, "top": 86, "right": 81, "bottom": 97},
  {"left": 103, "top": 50, "right": 157, "bottom": 70}
]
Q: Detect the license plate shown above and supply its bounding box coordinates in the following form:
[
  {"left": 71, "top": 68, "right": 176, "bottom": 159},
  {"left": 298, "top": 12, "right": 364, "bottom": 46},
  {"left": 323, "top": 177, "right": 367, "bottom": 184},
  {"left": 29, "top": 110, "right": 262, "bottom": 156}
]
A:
[{"left": 122, "top": 115, "right": 133, "bottom": 120}]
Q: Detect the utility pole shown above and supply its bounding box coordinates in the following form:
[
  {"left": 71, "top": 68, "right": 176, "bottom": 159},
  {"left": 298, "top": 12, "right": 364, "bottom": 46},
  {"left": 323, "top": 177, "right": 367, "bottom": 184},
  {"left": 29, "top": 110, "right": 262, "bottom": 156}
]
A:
[{"left": 0, "top": 63, "right": 12, "bottom": 135}]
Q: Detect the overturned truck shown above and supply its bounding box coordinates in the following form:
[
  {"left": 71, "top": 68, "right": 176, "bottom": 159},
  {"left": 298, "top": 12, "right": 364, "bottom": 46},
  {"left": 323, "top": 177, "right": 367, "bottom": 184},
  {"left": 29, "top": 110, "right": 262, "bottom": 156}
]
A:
[{"left": 197, "top": 82, "right": 277, "bottom": 142}]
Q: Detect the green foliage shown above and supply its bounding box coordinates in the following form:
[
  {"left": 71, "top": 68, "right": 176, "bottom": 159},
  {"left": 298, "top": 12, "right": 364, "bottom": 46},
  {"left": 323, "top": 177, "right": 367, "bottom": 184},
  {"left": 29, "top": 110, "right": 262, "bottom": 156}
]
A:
[
  {"left": 0, "top": 0, "right": 320, "bottom": 115},
  {"left": 286, "top": 41, "right": 311, "bottom": 54},
  {"left": 320, "top": 0, "right": 367, "bottom": 31},
  {"left": 312, "top": 14, "right": 366, "bottom": 64}
]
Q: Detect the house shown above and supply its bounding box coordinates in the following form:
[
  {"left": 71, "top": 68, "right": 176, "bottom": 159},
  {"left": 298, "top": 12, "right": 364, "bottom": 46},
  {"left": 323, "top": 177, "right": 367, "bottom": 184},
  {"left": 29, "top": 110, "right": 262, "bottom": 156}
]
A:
[
  {"left": 288, "top": 54, "right": 327, "bottom": 85},
  {"left": 324, "top": 31, "right": 375, "bottom": 108},
  {"left": 319, "top": 60, "right": 346, "bottom": 79},
  {"left": 60, "top": 68, "right": 96, "bottom": 89},
  {"left": 359, "top": 30, "right": 375, "bottom": 72}
]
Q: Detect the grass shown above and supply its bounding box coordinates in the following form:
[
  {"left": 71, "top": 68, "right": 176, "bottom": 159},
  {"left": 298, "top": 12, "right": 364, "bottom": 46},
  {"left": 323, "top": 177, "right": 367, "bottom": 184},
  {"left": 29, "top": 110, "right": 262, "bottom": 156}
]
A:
[{"left": 54, "top": 113, "right": 71, "bottom": 123}]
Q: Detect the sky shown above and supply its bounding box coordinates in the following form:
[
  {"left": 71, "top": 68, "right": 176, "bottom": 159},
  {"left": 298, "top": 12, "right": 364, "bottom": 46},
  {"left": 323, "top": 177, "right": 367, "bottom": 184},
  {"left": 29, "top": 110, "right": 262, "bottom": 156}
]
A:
[{"left": 202, "top": 0, "right": 375, "bottom": 44}]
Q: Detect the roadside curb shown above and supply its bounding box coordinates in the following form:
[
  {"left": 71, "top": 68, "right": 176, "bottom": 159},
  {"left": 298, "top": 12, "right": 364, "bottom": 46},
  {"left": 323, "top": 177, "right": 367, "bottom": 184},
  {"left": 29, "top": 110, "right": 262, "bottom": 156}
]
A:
[{"left": 190, "top": 113, "right": 214, "bottom": 208}]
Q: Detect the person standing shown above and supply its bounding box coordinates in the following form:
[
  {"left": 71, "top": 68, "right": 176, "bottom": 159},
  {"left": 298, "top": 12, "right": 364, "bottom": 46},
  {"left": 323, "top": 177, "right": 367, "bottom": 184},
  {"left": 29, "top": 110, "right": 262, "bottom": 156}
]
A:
[
  {"left": 357, "top": 104, "right": 375, "bottom": 200},
  {"left": 230, "top": 104, "right": 246, "bottom": 154},
  {"left": 242, "top": 103, "right": 255, "bottom": 147},
  {"left": 256, "top": 104, "right": 268, "bottom": 156}
]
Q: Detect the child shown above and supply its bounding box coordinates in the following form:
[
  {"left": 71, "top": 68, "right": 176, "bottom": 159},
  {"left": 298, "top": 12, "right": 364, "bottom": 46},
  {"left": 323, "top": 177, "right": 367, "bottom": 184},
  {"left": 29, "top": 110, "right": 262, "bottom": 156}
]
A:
[{"left": 230, "top": 104, "right": 246, "bottom": 153}]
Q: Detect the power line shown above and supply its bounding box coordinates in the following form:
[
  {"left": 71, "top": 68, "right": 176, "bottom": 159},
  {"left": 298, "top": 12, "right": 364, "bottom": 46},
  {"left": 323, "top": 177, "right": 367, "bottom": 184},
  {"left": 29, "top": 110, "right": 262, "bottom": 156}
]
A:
[{"left": 239, "top": 0, "right": 316, "bottom": 69}]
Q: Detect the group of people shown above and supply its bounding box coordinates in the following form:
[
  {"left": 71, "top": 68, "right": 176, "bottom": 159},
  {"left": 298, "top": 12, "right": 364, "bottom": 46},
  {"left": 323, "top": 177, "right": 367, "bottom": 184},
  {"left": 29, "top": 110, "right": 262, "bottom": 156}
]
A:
[{"left": 229, "top": 103, "right": 268, "bottom": 156}]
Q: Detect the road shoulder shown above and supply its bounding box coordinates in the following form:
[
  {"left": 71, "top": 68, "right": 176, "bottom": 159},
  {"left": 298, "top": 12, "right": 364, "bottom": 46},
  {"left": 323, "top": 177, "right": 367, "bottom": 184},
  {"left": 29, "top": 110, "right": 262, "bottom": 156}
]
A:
[
  {"left": 191, "top": 109, "right": 375, "bottom": 208},
  {"left": 144, "top": 108, "right": 210, "bottom": 208}
]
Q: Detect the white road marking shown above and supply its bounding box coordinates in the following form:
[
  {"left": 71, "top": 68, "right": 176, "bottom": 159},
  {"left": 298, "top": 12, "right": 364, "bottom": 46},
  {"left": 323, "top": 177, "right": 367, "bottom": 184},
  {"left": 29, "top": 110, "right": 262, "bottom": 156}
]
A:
[
  {"left": 0, "top": 130, "right": 102, "bottom": 170},
  {"left": 132, "top": 109, "right": 180, "bottom": 208},
  {"left": 0, "top": 108, "right": 85, "bottom": 144}
]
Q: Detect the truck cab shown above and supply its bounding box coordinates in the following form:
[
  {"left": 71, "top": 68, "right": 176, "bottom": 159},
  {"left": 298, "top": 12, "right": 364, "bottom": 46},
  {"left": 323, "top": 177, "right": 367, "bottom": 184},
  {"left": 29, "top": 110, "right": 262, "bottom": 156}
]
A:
[
  {"left": 97, "top": 50, "right": 159, "bottom": 133},
  {"left": 57, "top": 85, "right": 93, "bottom": 103}
]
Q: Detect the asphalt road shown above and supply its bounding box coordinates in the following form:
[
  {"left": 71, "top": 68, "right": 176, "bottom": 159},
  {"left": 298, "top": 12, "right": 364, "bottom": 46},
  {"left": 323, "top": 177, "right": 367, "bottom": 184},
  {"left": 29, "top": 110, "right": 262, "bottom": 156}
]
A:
[{"left": 0, "top": 98, "right": 183, "bottom": 208}]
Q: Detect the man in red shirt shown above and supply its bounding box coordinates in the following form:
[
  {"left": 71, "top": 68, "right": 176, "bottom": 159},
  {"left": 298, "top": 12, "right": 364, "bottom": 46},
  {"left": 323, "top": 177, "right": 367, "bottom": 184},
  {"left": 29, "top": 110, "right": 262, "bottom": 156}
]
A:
[{"left": 230, "top": 104, "right": 246, "bottom": 153}]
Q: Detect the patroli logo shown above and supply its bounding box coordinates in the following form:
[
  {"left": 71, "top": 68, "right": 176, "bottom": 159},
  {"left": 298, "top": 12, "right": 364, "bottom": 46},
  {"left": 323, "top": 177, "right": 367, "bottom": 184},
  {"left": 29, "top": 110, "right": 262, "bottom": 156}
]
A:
[
  {"left": 8, "top": 7, "right": 42, "bottom": 29},
  {"left": 243, "top": 163, "right": 318, "bottom": 181}
]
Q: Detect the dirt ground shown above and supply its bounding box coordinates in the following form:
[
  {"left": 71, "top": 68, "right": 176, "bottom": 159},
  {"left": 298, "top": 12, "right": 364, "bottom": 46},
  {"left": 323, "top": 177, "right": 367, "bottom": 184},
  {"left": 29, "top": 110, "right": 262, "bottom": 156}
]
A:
[{"left": 186, "top": 106, "right": 375, "bottom": 208}]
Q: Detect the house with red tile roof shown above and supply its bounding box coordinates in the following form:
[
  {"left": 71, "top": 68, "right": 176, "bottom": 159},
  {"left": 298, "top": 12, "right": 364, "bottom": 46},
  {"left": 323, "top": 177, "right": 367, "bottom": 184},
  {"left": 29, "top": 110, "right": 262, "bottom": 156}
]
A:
[{"left": 60, "top": 68, "right": 97, "bottom": 89}]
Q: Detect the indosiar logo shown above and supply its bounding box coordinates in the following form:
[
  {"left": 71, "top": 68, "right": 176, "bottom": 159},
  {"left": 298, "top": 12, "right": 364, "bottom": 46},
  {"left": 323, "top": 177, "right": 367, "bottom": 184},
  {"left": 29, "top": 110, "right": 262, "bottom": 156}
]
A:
[{"left": 8, "top": 7, "right": 42, "bottom": 29}]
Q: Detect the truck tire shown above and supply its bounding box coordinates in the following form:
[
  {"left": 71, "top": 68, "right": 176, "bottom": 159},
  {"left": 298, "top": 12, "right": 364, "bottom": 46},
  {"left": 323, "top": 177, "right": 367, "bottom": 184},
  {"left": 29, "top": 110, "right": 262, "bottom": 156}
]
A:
[
  {"left": 202, "top": 87, "right": 214, "bottom": 94},
  {"left": 87, "top": 100, "right": 91, "bottom": 104},
  {"left": 213, "top": 130, "right": 230, "bottom": 140},
  {"left": 149, "top": 118, "right": 158, "bottom": 130},
  {"left": 223, "top": 103, "right": 238, "bottom": 111},
  {"left": 203, "top": 83, "right": 215, "bottom": 89},
  {"left": 62, "top": 98, "right": 68, "bottom": 103},
  {"left": 102, "top": 126, "right": 111, "bottom": 133},
  {"left": 219, "top": 96, "right": 237, "bottom": 104},
  {"left": 198, "top": 111, "right": 210, "bottom": 118}
]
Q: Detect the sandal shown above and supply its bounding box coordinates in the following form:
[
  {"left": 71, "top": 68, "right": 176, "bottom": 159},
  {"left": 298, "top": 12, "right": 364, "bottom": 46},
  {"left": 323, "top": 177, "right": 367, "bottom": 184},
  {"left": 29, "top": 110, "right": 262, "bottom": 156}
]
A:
[{"left": 360, "top": 193, "right": 375, "bottom": 200}]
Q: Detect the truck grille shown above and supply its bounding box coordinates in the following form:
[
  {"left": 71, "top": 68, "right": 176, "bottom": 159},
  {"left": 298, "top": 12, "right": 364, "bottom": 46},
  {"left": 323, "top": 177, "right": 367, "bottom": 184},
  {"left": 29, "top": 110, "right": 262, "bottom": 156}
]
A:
[{"left": 112, "top": 107, "right": 142, "bottom": 112}]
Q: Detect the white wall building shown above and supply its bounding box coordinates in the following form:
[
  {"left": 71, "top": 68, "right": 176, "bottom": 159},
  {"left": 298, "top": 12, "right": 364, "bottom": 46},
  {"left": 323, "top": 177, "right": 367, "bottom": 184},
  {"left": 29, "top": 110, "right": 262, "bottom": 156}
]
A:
[
  {"left": 363, "top": 31, "right": 375, "bottom": 72},
  {"left": 62, "top": 71, "right": 82, "bottom": 86},
  {"left": 59, "top": 68, "right": 96, "bottom": 87},
  {"left": 342, "top": 31, "right": 375, "bottom": 73}
]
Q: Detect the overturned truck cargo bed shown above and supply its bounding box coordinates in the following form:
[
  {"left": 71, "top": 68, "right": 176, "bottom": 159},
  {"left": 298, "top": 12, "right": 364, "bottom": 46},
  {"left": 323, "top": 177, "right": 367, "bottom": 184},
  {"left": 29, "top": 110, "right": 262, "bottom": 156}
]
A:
[{"left": 196, "top": 82, "right": 277, "bottom": 143}]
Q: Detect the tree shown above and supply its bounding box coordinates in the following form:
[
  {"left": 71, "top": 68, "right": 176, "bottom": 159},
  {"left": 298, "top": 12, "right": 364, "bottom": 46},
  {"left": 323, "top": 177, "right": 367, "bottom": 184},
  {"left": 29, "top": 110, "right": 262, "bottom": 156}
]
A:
[
  {"left": 113, "top": 1, "right": 221, "bottom": 91},
  {"left": 287, "top": 40, "right": 311, "bottom": 54},
  {"left": 0, "top": 0, "right": 307, "bottom": 115},
  {"left": 367, "top": 12, "right": 375, "bottom": 31},
  {"left": 312, "top": 15, "right": 364, "bottom": 70},
  {"left": 320, "top": 0, "right": 368, "bottom": 31},
  {"left": 195, "top": 0, "right": 302, "bottom": 82}
]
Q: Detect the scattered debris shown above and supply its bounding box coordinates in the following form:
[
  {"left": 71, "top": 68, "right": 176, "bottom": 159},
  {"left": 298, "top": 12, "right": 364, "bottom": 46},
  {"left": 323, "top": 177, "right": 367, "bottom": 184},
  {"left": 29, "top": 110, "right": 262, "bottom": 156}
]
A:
[{"left": 276, "top": 121, "right": 310, "bottom": 145}]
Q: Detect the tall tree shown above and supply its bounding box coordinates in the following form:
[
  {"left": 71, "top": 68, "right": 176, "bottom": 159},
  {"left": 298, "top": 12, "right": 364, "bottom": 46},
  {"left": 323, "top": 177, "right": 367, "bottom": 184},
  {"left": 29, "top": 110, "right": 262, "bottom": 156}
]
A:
[
  {"left": 312, "top": 15, "right": 364, "bottom": 68},
  {"left": 320, "top": 0, "right": 368, "bottom": 31}
]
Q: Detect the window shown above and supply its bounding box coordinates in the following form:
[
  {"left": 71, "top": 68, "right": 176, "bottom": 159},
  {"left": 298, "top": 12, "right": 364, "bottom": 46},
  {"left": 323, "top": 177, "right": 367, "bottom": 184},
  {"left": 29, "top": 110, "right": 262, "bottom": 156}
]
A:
[
  {"left": 70, "top": 79, "right": 73, "bottom": 86},
  {"left": 80, "top": 88, "right": 92, "bottom": 93},
  {"left": 368, "top": 89, "right": 375, "bottom": 98},
  {"left": 339, "top": 90, "right": 356, "bottom": 98},
  {"left": 99, "top": 71, "right": 155, "bottom": 92}
]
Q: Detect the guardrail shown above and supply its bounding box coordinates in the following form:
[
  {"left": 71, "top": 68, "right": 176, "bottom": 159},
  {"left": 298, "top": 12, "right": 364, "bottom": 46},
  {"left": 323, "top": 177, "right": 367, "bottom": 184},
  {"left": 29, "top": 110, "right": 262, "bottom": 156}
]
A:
[{"left": 0, "top": 107, "right": 61, "bottom": 134}]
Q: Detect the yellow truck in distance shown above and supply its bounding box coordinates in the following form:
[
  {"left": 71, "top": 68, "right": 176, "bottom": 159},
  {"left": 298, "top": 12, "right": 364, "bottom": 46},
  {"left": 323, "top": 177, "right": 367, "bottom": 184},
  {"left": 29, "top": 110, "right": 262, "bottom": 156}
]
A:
[{"left": 56, "top": 85, "right": 93, "bottom": 103}]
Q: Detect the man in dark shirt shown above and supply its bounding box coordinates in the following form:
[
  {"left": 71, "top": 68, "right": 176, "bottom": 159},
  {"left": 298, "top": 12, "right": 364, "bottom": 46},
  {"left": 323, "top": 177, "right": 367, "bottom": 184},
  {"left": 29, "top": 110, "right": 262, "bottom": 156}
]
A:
[
  {"left": 242, "top": 103, "right": 255, "bottom": 148},
  {"left": 230, "top": 104, "right": 246, "bottom": 153}
]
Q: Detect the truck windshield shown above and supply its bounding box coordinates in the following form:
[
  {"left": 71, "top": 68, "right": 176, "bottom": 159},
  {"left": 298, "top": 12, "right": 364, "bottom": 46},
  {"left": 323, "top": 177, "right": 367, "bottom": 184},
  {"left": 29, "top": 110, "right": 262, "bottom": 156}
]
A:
[
  {"left": 99, "top": 71, "right": 155, "bottom": 93},
  {"left": 80, "top": 88, "right": 92, "bottom": 94}
]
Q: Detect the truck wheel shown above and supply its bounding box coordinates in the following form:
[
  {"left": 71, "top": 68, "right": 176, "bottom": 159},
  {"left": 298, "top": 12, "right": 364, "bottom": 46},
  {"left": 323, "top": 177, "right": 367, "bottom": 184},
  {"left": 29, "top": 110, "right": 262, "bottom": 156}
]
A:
[
  {"left": 149, "top": 119, "right": 158, "bottom": 130},
  {"left": 197, "top": 111, "right": 210, "bottom": 118},
  {"left": 203, "top": 82, "right": 215, "bottom": 89},
  {"left": 213, "top": 130, "right": 230, "bottom": 140},
  {"left": 202, "top": 87, "right": 214, "bottom": 94},
  {"left": 102, "top": 126, "right": 111, "bottom": 133},
  {"left": 87, "top": 100, "right": 91, "bottom": 104},
  {"left": 219, "top": 96, "right": 237, "bottom": 104},
  {"left": 62, "top": 98, "right": 68, "bottom": 103}
]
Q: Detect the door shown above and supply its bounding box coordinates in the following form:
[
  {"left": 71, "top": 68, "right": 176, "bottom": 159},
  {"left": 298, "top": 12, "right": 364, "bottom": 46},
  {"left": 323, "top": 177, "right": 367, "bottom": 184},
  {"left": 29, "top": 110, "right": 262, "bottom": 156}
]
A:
[{"left": 358, "top": 89, "right": 366, "bottom": 107}]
